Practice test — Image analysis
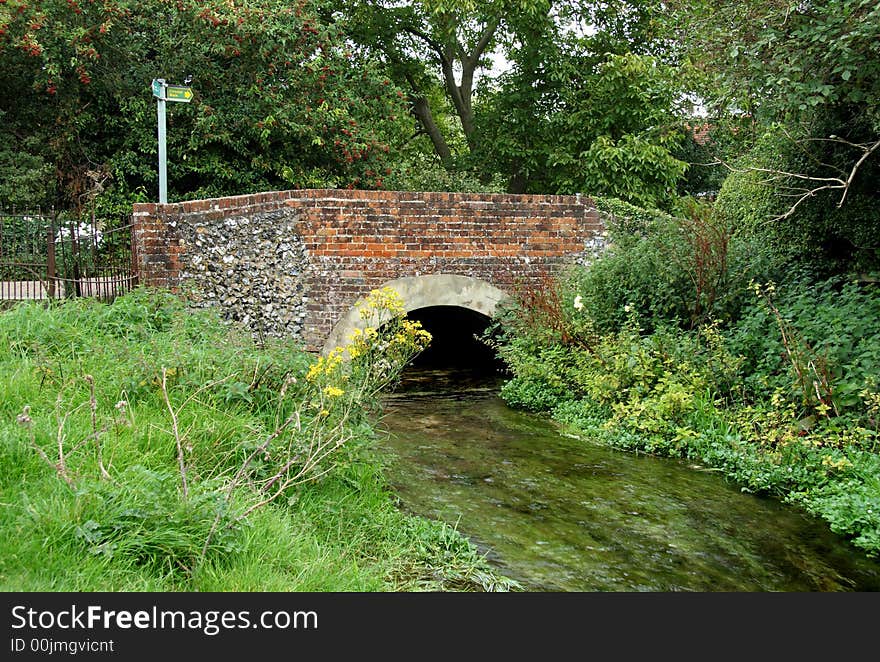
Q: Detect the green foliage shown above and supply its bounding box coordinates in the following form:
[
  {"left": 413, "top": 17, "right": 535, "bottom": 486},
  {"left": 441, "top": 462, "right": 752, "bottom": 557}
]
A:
[
  {"left": 678, "top": 0, "right": 880, "bottom": 124},
  {"left": 476, "top": 50, "right": 688, "bottom": 205},
  {"left": 0, "top": 112, "right": 55, "bottom": 208},
  {"left": 498, "top": 343, "right": 583, "bottom": 412},
  {"left": 342, "top": 2, "right": 689, "bottom": 199},
  {"left": 492, "top": 255, "right": 880, "bottom": 556},
  {"left": 568, "top": 220, "right": 686, "bottom": 333},
  {"left": 0, "top": 0, "right": 411, "bottom": 209},
  {"left": 677, "top": 1, "right": 880, "bottom": 278},
  {"left": 383, "top": 152, "right": 505, "bottom": 193},
  {"left": 713, "top": 129, "right": 782, "bottom": 236},
  {"left": 574, "top": 134, "right": 686, "bottom": 210},
  {"left": 791, "top": 455, "right": 880, "bottom": 553},
  {"left": 594, "top": 195, "right": 673, "bottom": 237},
  {"left": 547, "top": 53, "right": 687, "bottom": 208},
  {"left": 672, "top": 119, "right": 755, "bottom": 198},
  {"left": 716, "top": 123, "right": 880, "bottom": 277},
  {"left": 728, "top": 277, "right": 880, "bottom": 420},
  {"left": 340, "top": 0, "right": 559, "bottom": 171},
  {"left": 568, "top": 196, "right": 761, "bottom": 334}
]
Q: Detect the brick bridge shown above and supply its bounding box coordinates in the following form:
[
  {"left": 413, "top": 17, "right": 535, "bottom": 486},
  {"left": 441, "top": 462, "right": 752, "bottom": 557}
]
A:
[{"left": 132, "top": 189, "right": 604, "bottom": 353}]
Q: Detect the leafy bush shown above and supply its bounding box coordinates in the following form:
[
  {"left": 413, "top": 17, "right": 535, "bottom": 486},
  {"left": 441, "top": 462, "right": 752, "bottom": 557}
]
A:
[
  {"left": 792, "top": 452, "right": 880, "bottom": 554},
  {"left": 728, "top": 277, "right": 880, "bottom": 420},
  {"left": 497, "top": 343, "right": 586, "bottom": 413},
  {"left": 567, "top": 196, "right": 766, "bottom": 334},
  {"left": 383, "top": 153, "right": 505, "bottom": 193},
  {"left": 594, "top": 195, "right": 674, "bottom": 240},
  {"left": 577, "top": 134, "right": 687, "bottom": 210},
  {"left": 672, "top": 119, "right": 752, "bottom": 199},
  {"left": 0, "top": 115, "right": 55, "bottom": 208}
]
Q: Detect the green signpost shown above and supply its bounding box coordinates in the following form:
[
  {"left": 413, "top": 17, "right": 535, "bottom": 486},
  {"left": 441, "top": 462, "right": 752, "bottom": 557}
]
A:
[
  {"left": 152, "top": 78, "right": 194, "bottom": 204},
  {"left": 165, "top": 86, "right": 194, "bottom": 102}
]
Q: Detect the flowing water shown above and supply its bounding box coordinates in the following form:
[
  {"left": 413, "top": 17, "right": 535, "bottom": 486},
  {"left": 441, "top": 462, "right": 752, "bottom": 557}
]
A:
[{"left": 378, "top": 368, "right": 880, "bottom": 591}]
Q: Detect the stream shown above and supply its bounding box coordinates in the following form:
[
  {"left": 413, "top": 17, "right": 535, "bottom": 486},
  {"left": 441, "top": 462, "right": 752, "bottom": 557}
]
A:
[{"left": 378, "top": 368, "right": 880, "bottom": 592}]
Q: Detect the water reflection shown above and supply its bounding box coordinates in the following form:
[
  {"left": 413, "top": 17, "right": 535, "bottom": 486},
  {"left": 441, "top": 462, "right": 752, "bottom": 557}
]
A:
[{"left": 379, "top": 369, "right": 880, "bottom": 591}]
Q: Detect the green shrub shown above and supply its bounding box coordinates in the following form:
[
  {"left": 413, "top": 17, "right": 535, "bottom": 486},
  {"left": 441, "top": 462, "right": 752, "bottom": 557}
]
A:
[
  {"left": 728, "top": 277, "right": 880, "bottom": 420},
  {"left": 574, "top": 196, "right": 767, "bottom": 334},
  {"left": 383, "top": 153, "right": 505, "bottom": 193},
  {"left": 792, "top": 452, "right": 880, "bottom": 554},
  {"left": 594, "top": 195, "right": 675, "bottom": 242}
]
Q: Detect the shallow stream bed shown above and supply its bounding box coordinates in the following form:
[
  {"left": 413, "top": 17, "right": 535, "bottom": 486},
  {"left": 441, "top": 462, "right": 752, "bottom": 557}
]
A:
[{"left": 379, "top": 369, "right": 880, "bottom": 591}]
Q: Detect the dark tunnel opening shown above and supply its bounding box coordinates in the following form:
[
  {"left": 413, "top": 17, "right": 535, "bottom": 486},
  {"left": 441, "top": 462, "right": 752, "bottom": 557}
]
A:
[{"left": 404, "top": 305, "right": 507, "bottom": 375}]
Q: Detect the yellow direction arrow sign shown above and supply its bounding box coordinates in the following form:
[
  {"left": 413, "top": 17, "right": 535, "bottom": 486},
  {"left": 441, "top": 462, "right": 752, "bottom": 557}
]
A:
[{"left": 165, "top": 86, "right": 193, "bottom": 102}]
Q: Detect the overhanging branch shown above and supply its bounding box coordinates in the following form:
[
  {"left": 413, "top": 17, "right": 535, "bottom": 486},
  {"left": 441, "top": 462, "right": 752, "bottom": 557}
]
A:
[{"left": 710, "top": 135, "right": 880, "bottom": 221}]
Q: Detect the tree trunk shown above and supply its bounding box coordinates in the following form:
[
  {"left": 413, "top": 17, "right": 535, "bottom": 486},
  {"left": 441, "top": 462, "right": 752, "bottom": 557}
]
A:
[{"left": 410, "top": 95, "right": 453, "bottom": 164}]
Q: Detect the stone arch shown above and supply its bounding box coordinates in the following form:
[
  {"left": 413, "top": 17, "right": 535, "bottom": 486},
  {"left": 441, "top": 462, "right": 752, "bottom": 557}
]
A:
[{"left": 322, "top": 274, "right": 509, "bottom": 355}]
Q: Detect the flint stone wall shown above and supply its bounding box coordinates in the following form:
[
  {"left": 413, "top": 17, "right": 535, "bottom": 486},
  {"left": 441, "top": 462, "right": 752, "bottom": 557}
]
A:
[{"left": 177, "top": 208, "right": 309, "bottom": 339}]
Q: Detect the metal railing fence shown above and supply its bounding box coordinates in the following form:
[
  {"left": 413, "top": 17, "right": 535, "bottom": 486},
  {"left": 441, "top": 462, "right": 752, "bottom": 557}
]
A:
[{"left": 0, "top": 207, "right": 137, "bottom": 302}]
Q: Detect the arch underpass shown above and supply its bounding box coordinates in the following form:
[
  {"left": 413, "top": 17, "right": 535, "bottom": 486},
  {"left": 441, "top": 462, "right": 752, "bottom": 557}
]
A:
[
  {"left": 322, "top": 274, "right": 506, "bottom": 355},
  {"left": 404, "top": 306, "right": 501, "bottom": 371}
]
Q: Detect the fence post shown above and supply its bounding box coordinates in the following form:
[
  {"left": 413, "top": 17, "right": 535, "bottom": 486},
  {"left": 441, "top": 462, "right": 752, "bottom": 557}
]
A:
[
  {"left": 130, "top": 212, "right": 139, "bottom": 292},
  {"left": 70, "top": 220, "right": 82, "bottom": 297},
  {"left": 47, "top": 224, "right": 56, "bottom": 299}
]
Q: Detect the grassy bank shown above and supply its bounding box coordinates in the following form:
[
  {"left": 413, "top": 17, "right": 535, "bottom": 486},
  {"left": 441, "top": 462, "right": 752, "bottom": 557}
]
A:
[{"left": 0, "top": 289, "right": 515, "bottom": 591}]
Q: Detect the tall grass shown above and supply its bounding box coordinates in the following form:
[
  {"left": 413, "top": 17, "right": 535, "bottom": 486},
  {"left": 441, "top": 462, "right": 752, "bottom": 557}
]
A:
[{"left": 0, "top": 289, "right": 515, "bottom": 591}]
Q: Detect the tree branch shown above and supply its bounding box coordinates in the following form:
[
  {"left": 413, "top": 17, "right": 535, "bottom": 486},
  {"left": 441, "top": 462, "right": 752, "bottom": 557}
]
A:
[
  {"left": 839, "top": 137, "right": 880, "bottom": 207},
  {"left": 402, "top": 26, "right": 445, "bottom": 59},
  {"left": 711, "top": 135, "right": 879, "bottom": 220},
  {"left": 464, "top": 15, "right": 501, "bottom": 70},
  {"left": 410, "top": 94, "right": 453, "bottom": 162}
]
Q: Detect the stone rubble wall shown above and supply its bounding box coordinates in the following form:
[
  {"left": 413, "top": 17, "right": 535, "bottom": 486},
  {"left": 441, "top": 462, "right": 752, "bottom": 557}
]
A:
[{"left": 177, "top": 208, "right": 309, "bottom": 340}]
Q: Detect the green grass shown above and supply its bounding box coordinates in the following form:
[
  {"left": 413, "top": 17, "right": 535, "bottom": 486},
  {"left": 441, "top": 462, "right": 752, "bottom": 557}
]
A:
[{"left": 0, "top": 290, "right": 515, "bottom": 592}]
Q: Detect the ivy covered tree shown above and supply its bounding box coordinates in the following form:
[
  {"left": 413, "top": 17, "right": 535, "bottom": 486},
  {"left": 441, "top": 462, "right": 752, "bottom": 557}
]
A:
[
  {"left": 0, "top": 0, "right": 410, "bottom": 210},
  {"left": 676, "top": 0, "right": 880, "bottom": 274}
]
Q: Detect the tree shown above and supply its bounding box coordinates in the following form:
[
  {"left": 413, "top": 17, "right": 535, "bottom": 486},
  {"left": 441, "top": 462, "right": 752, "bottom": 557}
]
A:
[
  {"left": 0, "top": 0, "right": 410, "bottom": 210},
  {"left": 477, "top": 48, "right": 687, "bottom": 206},
  {"left": 340, "top": 0, "right": 553, "bottom": 166},
  {"left": 673, "top": 0, "right": 880, "bottom": 217},
  {"left": 343, "top": 0, "right": 687, "bottom": 202},
  {"left": 670, "top": 0, "right": 880, "bottom": 275}
]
